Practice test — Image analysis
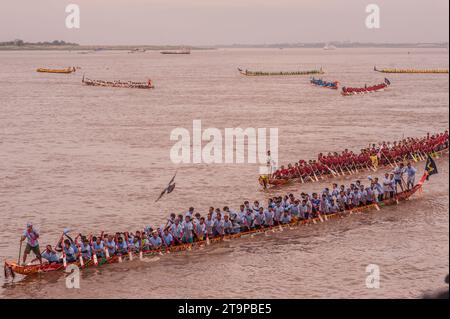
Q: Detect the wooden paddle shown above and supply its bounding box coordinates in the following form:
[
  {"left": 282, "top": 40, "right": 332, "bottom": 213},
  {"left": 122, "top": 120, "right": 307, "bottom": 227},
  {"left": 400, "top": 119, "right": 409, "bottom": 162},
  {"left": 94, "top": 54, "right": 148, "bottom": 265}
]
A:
[{"left": 17, "top": 239, "right": 23, "bottom": 265}]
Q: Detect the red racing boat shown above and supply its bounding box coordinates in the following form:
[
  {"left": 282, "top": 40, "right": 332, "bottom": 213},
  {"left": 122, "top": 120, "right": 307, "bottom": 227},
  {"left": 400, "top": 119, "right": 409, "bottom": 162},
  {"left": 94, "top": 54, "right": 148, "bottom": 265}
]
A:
[{"left": 341, "top": 78, "right": 391, "bottom": 96}]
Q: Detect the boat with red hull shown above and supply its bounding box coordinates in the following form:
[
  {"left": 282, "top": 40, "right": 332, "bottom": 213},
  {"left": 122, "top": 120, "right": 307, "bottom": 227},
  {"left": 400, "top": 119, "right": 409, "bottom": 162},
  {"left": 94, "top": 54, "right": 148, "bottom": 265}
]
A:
[{"left": 341, "top": 78, "right": 391, "bottom": 96}]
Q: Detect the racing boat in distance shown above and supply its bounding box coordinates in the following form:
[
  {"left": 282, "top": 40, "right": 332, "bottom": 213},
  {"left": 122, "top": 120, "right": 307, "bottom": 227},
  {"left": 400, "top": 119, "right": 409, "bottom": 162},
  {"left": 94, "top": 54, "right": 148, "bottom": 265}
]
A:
[
  {"left": 374, "top": 66, "right": 449, "bottom": 74},
  {"left": 82, "top": 75, "right": 154, "bottom": 89},
  {"left": 36, "top": 67, "right": 76, "bottom": 74},
  {"left": 238, "top": 67, "right": 324, "bottom": 76},
  {"left": 160, "top": 48, "right": 190, "bottom": 54},
  {"left": 310, "top": 77, "right": 339, "bottom": 89},
  {"left": 341, "top": 78, "right": 391, "bottom": 96}
]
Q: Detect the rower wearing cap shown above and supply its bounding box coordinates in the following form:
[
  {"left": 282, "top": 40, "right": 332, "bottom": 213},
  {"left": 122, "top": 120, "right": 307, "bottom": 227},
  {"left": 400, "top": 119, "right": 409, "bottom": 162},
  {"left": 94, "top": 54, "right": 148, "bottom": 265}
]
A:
[{"left": 20, "top": 222, "right": 42, "bottom": 265}]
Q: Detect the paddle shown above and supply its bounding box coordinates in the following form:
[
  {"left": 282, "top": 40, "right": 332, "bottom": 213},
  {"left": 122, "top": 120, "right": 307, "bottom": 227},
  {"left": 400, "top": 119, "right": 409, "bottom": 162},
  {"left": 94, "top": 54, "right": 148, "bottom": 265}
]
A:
[{"left": 17, "top": 239, "right": 23, "bottom": 265}]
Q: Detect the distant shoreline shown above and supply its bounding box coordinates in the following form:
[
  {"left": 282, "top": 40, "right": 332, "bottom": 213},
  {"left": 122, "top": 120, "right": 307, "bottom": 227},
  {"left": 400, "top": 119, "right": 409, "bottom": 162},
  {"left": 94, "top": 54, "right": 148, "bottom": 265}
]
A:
[
  {"left": 0, "top": 42, "right": 447, "bottom": 51},
  {"left": 0, "top": 45, "right": 214, "bottom": 51}
]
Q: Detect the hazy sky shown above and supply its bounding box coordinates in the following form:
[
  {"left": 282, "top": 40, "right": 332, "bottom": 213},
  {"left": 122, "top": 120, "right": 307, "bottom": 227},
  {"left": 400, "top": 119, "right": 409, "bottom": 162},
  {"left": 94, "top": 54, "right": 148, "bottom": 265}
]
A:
[{"left": 0, "top": 0, "right": 448, "bottom": 45}]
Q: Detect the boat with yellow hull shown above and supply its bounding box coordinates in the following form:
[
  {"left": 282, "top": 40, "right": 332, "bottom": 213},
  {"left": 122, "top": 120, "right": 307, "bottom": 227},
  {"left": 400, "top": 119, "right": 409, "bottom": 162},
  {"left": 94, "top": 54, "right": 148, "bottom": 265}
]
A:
[
  {"left": 4, "top": 180, "right": 425, "bottom": 278},
  {"left": 36, "top": 67, "right": 75, "bottom": 74},
  {"left": 238, "top": 67, "right": 324, "bottom": 76},
  {"left": 374, "top": 66, "right": 448, "bottom": 74}
]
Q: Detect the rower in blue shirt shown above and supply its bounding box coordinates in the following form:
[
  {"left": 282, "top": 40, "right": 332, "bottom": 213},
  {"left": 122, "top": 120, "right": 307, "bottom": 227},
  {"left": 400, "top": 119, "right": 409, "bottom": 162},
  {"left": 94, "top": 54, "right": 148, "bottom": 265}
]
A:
[
  {"left": 62, "top": 239, "right": 77, "bottom": 262},
  {"left": 80, "top": 238, "right": 92, "bottom": 259},
  {"left": 116, "top": 236, "right": 128, "bottom": 254},
  {"left": 149, "top": 231, "right": 162, "bottom": 249},
  {"left": 105, "top": 235, "right": 116, "bottom": 256},
  {"left": 162, "top": 229, "right": 174, "bottom": 247},
  {"left": 40, "top": 245, "right": 60, "bottom": 264},
  {"left": 92, "top": 237, "right": 105, "bottom": 258}
]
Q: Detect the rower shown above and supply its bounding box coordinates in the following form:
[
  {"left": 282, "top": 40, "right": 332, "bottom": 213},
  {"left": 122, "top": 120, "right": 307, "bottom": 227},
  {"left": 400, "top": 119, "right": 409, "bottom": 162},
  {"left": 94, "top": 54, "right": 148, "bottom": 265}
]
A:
[
  {"left": 280, "top": 211, "right": 292, "bottom": 224},
  {"left": 253, "top": 208, "right": 265, "bottom": 229},
  {"left": 213, "top": 212, "right": 224, "bottom": 237},
  {"left": 162, "top": 228, "right": 174, "bottom": 247},
  {"left": 116, "top": 235, "right": 128, "bottom": 254},
  {"left": 40, "top": 245, "right": 60, "bottom": 264},
  {"left": 181, "top": 215, "right": 194, "bottom": 243},
  {"left": 223, "top": 215, "right": 233, "bottom": 234},
  {"left": 149, "top": 230, "right": 162, "bottom": 249},
  {"left": 80, "top": 237, "right": 92, "bottom": 260},
  {"left": 62, "top": 239, "right": 77, "bottom": 262},
  {"left": 264, "top": 206, "right": 275, "bottom": 226},
  {"left": 194, "top": 217, "right": 206, "bottom": 240},
  {"left": 105, "top": 235, "right": 117, "bottom": 256},
  {"left": 20, "top": 222, "right": 42, "bottom": 266},
  {"left": 92, "top": 236, "right": 105, "bottom": 258}
]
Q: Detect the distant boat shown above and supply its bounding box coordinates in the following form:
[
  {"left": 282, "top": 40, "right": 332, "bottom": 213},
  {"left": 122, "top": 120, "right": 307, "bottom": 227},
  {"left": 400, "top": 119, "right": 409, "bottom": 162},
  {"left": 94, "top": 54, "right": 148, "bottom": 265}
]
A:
[
  {"left": 128, "top": 48, "right": 146, "bottom": 54},
  {"left": 238, "top": 67, "right": 324, "bottom": 76},
  {"left": 160, "top": 48, "right": 190, "bottom": 55},
  {"left": 323, "top": 44, "right": 337, "bottom": 50},
  {"left": 36, "top": 67, "right": 75, "bottom": 74}
]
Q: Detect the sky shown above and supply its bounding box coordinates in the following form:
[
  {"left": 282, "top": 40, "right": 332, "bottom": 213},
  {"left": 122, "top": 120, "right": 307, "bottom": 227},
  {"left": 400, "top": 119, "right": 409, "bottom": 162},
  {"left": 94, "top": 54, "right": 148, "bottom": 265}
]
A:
[{"left": 0, "top": 0, "right": 448, "bottom": 45}]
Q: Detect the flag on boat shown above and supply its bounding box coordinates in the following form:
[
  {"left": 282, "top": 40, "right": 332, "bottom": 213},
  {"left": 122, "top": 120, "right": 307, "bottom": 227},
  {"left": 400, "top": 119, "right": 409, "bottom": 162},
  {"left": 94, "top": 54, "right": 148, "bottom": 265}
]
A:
[
  {"left": 424, "top": 155, "right": 438, "bottom": 180},
  {"left": 155, "top": 171, "right": 177, "bottom": 202}
]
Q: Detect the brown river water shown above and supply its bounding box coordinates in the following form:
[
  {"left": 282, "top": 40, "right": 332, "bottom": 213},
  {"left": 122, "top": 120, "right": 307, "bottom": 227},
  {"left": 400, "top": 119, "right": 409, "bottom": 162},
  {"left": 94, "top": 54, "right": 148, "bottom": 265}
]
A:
[{"left": 0, "top": 48, "right": 448, "bottom": 298}]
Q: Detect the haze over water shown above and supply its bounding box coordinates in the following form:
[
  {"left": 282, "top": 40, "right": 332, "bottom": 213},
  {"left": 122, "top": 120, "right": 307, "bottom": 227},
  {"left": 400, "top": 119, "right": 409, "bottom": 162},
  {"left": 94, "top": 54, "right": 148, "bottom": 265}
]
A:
[{"left": 0, "top": 48, "right": 448, "bottom": 298}]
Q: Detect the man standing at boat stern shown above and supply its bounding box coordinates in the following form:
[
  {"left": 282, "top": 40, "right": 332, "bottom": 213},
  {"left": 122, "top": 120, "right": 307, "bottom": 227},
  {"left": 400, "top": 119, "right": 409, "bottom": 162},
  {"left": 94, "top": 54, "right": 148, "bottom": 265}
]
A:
[{"left": 21, "top": 222, "right": 42, "bottom": 265}]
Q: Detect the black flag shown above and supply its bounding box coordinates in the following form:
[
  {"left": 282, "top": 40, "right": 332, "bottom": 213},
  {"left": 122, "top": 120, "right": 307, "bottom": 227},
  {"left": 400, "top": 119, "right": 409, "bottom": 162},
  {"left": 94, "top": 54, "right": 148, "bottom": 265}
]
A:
[
  {"left": 425, "top": 155, "right": 438, "bottom": 180},
  {"left": 155, "top": 171, "right": 177, "bottom": 202}
]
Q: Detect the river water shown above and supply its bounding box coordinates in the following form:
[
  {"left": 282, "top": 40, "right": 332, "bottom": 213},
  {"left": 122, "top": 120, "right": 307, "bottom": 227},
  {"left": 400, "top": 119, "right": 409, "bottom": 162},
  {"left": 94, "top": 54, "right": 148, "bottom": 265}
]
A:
[{"left": 0, "top": 48, "right": 448, "bottom": 298}]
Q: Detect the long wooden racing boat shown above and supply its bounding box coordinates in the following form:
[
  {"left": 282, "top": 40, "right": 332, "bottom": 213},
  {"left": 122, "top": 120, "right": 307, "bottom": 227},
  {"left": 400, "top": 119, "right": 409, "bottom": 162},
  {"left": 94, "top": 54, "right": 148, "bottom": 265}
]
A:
[
  {"left": 374, "top": 66, "right": 449, "bottom": 74},
  {"left": 310, "top": 78, "right": 339, "bottom": 89},
  {"left": 238, "top": 67, "right": 324, "bottom": 76},
  {"left": 160, "top": 49, "right": 190, "bottom": 55},
  {"left": 261, "top": 148, "right": 448, "bottom": 188},
  {"left": 341, "top": 78, "right": 390, "bottom": 96},
  {"left": 36, "top": 67, "right": 75, "bottom": 74},
  {"left": 4, "top": 178, "right": 427, "bottom": 278},
  {"left": 82, "top": 75, "right": 154, "bottom": 89}
]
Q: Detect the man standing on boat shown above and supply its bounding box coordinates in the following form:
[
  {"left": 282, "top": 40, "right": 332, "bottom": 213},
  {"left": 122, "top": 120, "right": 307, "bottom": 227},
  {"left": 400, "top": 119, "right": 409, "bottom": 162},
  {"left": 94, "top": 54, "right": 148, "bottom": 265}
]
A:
[
  {"left": 20, "top": 222, "right": 42, "bottom": 265},
  {"left": 393, "top": 163, "right": 406, "bottom": 192},
  {"left": 405, "top": 162, "right": 417, "bottom": 190}
]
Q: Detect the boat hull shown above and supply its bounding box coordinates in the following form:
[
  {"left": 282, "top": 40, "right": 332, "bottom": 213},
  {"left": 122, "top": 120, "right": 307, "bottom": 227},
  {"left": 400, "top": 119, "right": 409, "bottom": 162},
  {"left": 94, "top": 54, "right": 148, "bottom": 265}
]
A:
[
  {"left": 238, "top": 68, "right": 324, "bottom": 76},
  {"left": 36, "top": 68, "right": 74, "bottom": 74}
]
